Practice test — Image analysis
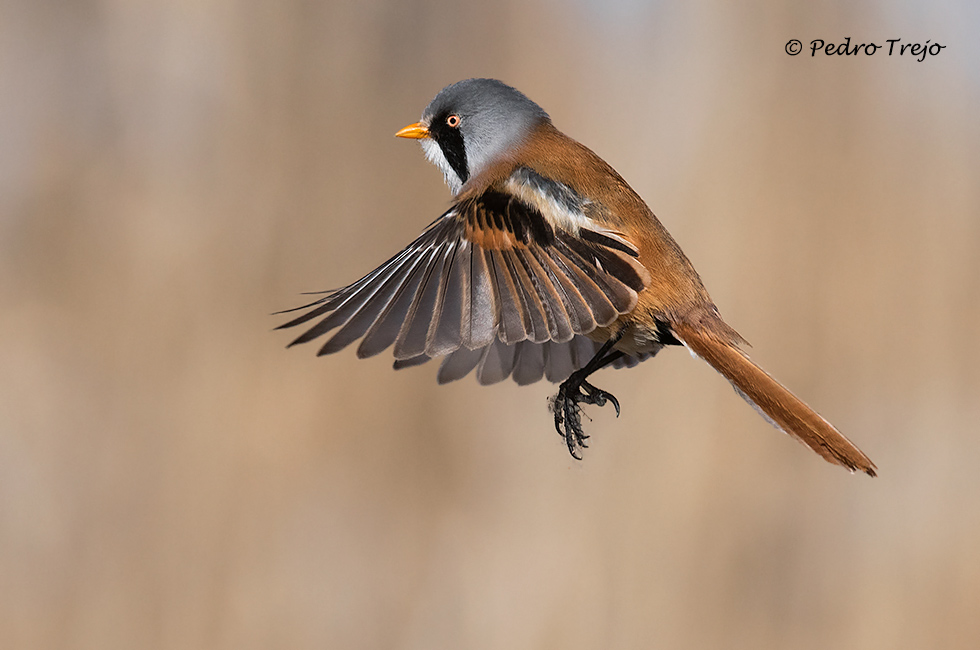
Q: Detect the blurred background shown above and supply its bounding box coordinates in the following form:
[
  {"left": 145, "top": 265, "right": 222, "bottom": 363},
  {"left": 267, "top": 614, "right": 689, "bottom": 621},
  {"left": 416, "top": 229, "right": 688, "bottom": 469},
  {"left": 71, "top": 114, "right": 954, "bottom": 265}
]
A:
[{"left": 2, "top": 0, "right": 978, "bottom": 648}]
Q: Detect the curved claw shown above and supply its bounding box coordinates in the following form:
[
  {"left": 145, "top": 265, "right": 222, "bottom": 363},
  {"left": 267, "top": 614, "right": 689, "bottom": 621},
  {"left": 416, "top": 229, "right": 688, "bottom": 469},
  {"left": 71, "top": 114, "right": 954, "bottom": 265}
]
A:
[
  {"left": 552, "top": 375, "right": 621, "bottom": 459},
  {"left": 582, "top": 381, "right": 621, "bottom": 417}
]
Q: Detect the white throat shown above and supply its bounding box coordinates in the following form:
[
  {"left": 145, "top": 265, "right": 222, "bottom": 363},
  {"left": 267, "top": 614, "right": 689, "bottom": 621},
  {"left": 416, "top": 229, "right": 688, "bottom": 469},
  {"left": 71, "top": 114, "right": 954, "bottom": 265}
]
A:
[{"left": 420, "top": 138, "right": 463, "bottom": 195}]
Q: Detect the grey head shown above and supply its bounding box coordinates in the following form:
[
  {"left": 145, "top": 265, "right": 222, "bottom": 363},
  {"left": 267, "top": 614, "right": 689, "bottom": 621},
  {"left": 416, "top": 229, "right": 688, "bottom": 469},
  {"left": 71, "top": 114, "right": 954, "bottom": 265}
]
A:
[{"left": 408, "top": 79, "right": 550, "bottom": 194}]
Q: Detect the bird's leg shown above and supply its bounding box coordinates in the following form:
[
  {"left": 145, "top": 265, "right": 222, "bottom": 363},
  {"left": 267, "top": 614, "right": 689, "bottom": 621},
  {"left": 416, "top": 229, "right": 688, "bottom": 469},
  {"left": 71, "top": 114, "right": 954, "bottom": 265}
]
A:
[{"left": 551, "top": 333, "right": 625, "bottom": 459}]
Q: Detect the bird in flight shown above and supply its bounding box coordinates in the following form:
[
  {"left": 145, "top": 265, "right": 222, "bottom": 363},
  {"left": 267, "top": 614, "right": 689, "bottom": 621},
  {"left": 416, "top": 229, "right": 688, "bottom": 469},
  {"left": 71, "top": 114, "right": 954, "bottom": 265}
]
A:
[{"left": 278, "top": 78, "right": 876, "bottom": 476}]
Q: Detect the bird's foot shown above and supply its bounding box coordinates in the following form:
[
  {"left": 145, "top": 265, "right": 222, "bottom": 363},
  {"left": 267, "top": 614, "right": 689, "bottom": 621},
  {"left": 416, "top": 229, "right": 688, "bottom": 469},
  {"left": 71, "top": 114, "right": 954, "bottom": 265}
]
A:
[{"left": 550, "top": 371, "right": 621, "bottom": 459}]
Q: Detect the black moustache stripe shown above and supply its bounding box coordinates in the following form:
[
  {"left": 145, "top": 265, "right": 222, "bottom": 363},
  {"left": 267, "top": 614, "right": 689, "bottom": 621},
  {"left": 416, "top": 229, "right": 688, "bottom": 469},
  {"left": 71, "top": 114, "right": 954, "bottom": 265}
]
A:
[{"left": 431, "top": 116, "right": 468, "bottom": 184}]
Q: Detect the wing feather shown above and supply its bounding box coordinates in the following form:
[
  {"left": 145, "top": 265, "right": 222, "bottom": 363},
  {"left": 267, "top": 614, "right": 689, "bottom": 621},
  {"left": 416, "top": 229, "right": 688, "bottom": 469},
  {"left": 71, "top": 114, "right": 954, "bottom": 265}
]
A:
[
  {"left": 486, "top": 248, "right": 528, "bottom": 344},
  {"left": 543, "top": 339, "right": 575, "bottom": 383},
  {"left": 354, "top": 247, "right": 435, "bottom": 358},
  {"left": 529, "top": 247, "right": 595, "bottom": 335},
  {"left": 477, "top": 337, "right": 517, "bottom": 385},
  {"left": 393, "top": 242, "right": 451, "bottom": 359},
  {"left": 437, "top": 346, "right": 483, "bottom": 384},
  {"left": 467, "top": 245, "right": 496, "bottom": 349},
  {"left": 425, "top": 242, "right": 466, "bottom": 357},
  {"left": 279, "top": 167, "right": 652, "bottom": 385},
  {"left": 503, "top": 249, "right": 550, "bottom": 343},
  {"left": 546, "top": 246, "right": 620, "bottom": 327},
  {"left": 512, "top": 340, "right": 546, "bottom": 385}
]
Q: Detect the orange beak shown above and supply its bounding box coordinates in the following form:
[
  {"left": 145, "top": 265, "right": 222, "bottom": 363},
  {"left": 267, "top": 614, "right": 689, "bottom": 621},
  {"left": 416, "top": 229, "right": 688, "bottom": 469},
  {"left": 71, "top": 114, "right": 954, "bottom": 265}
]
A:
[{"left": 395, "top": 122, "right": 430, "bottom": 139}]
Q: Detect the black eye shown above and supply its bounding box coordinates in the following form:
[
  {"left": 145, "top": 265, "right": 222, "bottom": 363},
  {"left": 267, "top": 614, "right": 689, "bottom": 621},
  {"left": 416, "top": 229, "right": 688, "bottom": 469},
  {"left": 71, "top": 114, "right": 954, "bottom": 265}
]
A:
[{"left": 446, "top": 114, "right": 461, "bottom": 128}]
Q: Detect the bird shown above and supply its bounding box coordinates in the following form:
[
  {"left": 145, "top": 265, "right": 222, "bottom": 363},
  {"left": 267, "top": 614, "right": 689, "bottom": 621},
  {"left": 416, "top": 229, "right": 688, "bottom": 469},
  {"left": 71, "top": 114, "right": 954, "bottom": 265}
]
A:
[{"left": 277, "top": 78, "right": 876, "bottom": 476}]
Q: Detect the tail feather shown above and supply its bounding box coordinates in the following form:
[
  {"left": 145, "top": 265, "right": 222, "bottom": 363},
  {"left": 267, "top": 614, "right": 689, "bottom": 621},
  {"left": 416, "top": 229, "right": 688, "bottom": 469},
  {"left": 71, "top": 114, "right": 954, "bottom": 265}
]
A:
[{"left": 671, "top": 321, "right": 876, "bottom": 477}]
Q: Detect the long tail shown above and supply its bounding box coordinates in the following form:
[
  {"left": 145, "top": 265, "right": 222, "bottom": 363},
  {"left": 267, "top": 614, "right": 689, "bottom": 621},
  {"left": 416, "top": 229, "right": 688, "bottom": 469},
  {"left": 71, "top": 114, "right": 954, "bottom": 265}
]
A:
[{"left": 671, "top": 320, "right": 876, "bottom": 476}]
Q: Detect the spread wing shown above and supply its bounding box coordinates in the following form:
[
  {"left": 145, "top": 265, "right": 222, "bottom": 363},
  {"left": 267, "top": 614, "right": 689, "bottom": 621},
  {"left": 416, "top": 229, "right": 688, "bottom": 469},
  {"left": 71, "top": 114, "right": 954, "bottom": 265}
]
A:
[{"left": 277, "top": 168, "right": 652, "bottom": 383}]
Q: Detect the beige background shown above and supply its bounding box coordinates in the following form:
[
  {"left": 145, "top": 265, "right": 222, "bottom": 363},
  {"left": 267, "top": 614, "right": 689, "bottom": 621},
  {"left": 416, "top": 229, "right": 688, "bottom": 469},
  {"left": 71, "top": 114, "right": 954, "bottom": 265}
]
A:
[{"left": 2, "top": 1, "right": 979, "bottom": 648}]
